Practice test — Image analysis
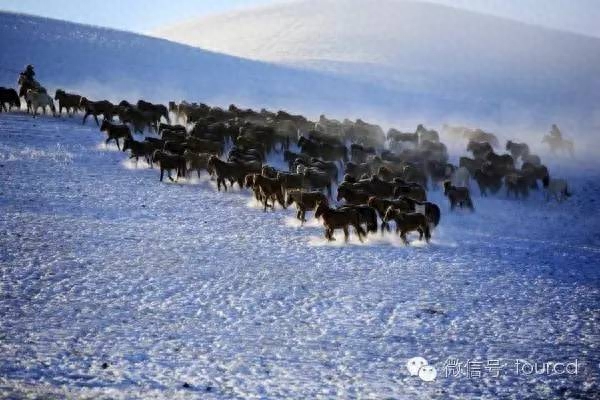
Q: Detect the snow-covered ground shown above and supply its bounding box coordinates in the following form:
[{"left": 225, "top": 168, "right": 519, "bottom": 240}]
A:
[{"left": 1, "top": 113, "right": 599, "bottom": 399}]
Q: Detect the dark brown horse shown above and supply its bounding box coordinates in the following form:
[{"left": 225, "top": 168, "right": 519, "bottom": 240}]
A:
[
  {"left": 314, "top": 202, "right": 366, "bottom": 242},
  {"left": 443, "top": 181, "right": 474, "bottom": 211},
  {"left": 383, "top": 207, "right": 431, "bottom": 244},
  {"left": 81, "top": 97, "right": 115, "bottom": 126},
  {"left": 54, "top": 89, "right": 82, "bottom": 117},
  {"left": 285, "top": 190, "right": 328, "bottom": 223},
  {"left": 0, "top": 87, "right": 20, "bottom": 112}
]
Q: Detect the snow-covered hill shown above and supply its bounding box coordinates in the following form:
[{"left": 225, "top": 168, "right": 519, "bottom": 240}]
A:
[
  {"left": 0, "top": 12, "right": 404, "bottom": 120},
  {"left": 156, "top": 0, "right": 600, "bottom": 130}
]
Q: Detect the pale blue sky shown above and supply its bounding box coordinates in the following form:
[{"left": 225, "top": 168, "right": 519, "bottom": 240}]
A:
[{"left": 1, "top": 0, "right": 599, "bottom": 37}]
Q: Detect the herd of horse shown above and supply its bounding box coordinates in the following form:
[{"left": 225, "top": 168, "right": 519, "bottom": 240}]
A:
[{"left": 0, "top": 84, "right": 574, "bottom": 244}]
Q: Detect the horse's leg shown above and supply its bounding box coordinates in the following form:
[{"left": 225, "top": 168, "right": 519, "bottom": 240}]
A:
[
  {"left": 327, "top": 228, "right": 335, "bottom": 241},
  {"left": 343, "top": 226, "right": 349, "bottom": 242},
  {"left": 159, "top": 168, "right": 164, "bottom": 182},
  {"left": 83, "top": 112, "right": 89, "bottom": 125},
  {"left": 94, "top": 115, "right": 100, "bottom": 126},
  {"left": 354, "top": 224, "right": 364, "bottom": 242},
  {"left": 400, "top": 230, "right": 409, "bottom": 245},
  {"left": 167, "top": 170, "right": 174, "bottom": 182}
]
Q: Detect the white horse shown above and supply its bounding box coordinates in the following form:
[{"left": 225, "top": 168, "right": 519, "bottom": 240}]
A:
[
  {"left": 542, "top": 176, "right": 571, "bottom": 202},
  {"left": 542, "top": 135, "right": 574, "bottom": 157},
  {"left": 25, "top": 89, "right": 56, "bottom": 117}
]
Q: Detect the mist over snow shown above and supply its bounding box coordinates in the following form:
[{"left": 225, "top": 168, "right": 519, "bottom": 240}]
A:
[{"left": 155, "top": 0, "right": 600, "bottom": 136}]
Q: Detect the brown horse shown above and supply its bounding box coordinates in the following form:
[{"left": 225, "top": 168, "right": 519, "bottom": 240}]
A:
[
  {"left": 100, "top": 120, "right": 132, "bottom": 150},
  {"left": 443, "top": 181, "right": 474, "bottom": 211},
  {"left": 367, "top": 196, "right": 412, "bottom": 232},
  {"left": 314, "top": 201, "right": 366, "bottom": 242},
  {"left": 207, "top": 156, "right": 250, "bottom": 191},
  {"left": 382, "top": 207, "right": 431, "bottom": 244},
  {"left": 285, "top": 190, "right": 328, "bottom": 223},
  {"left": 80, "top": 97, "right": 115, "bottom": 125},
  {"left": 0, "top": 87, "right": 21, "bottom": 112},
  {"left": 54, "top": 89, "right": 82, "bottom": 117},
  {"left": 246, "top": 174, "right": 286, "bottom": 211},
  {"left": 336, "top": 185, "right": 371, "bottom": 205},
  {"left": 152, "top": 150, "right": 186, "bottom": 182}
]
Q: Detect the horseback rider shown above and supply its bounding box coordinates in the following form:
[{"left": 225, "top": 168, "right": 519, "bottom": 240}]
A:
[
  {"left": 22, "top": 64, "right": 35, "bottom": 81},
  {"left": 550, "top": 124, "right": 563, "bottom": 140},
  {"left": 18, "top": 64, "right": 46, "bottom": 94}
]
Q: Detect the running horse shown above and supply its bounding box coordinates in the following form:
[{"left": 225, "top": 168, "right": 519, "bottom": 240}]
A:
[
  {"left": 542, "top": 134, "right": 574, "bottom": 157},
  {"left": 18, "top": 73, "right": 46, "bottom": 114}
]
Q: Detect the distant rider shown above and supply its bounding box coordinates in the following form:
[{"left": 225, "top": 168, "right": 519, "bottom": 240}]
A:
[{"left": 550, "top": 124, "right": 562, "bottom": 140}]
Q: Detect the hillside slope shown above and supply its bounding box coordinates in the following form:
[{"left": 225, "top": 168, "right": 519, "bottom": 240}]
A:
[
  {"left": 156, "top": 0, "right": 600, "bottom": 128},
  {"left": 0, "top": 12, "right": 400, "bottom": 119}
]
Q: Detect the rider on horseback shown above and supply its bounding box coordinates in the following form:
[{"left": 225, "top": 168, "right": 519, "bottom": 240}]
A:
[
  {"left": 18, "top": 64, "right": 46, "bottom": 94},
  {"left": 22, "top": 64, "right": 35, "bottom": 81},
  {"left": 550, "top": 124, "right": 562, "bottom": 140}
]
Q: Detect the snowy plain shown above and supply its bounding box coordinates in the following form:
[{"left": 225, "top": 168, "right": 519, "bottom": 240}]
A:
[{"left": 0, "top": 112, "right": 599, "bottom": 399}]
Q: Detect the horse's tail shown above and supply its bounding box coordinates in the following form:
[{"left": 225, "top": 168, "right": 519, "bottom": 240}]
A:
[{"left": 428, "top": 203, "right": 441, "bottom": 227}]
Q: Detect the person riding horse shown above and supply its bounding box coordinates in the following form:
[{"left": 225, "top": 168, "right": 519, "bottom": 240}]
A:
[
  {"left": 22, "top": 64, "right": 35, "bottom": 81},
  {"left": 550, "top": 124, "right": 562, "bottom": 140},
  {"left": 18, "top": 64, "right": 46, "bottom": 94}
]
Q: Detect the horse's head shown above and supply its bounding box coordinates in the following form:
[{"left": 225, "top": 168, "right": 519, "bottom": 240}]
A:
[
  {"left": 99, "top": 119, "right": 109, "bottom": 132},
  {"left": 79, "top": 97, "right": 88, "bottom": 107},
  {"left": 382, "top": 206, "right": 395, "bottom": 223},
  {"left": 367, "top": 196, "right": 377, "bottom": 208},
  {"left": 244, "top": 174, "right": 255, "bottom": 188}
]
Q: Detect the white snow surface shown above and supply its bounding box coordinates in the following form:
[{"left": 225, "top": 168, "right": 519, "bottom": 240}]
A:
[{"left": 0, "top": 113, "right": 599, "bottom": 399}]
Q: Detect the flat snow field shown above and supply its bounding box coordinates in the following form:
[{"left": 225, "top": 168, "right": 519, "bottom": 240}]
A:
[{"left": 0, "top": 113, "right": 599, "bottom": 399}]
